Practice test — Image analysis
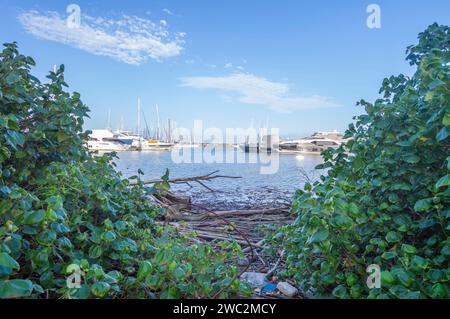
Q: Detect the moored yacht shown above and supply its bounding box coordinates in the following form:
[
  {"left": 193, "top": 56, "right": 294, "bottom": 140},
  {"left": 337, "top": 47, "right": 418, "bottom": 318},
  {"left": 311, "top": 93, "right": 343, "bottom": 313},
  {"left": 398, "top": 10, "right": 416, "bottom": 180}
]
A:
[
  {"left": 239, "top": 134, "right": 277, "bottom": 153},
  {"left": 279, "top": 130, "right": 343, "bottom": 154},
  {"left": 87, "top": 129, "right": 131, "bottom": 152}
]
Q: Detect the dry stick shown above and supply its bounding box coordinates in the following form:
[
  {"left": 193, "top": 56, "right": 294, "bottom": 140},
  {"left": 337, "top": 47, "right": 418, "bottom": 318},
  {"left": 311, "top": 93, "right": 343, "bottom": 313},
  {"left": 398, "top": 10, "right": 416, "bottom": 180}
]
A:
[
  {"left": 185, "top": 202, "right": 255, "bottom": 299},
  {"left": 266, "top": 249, "right": 285, "bottom": 279},
  {"left": 129, "top": 170, "right": 241, "bottom": 187},
  {"left": 242, "top": 239, "right": 265, "bottom": 253},
  {"left": 205, "top": 207, "right": 290, "bottom": 218},
  {"left": 169, "top": 224, "right": 261, "bottom": 247}
]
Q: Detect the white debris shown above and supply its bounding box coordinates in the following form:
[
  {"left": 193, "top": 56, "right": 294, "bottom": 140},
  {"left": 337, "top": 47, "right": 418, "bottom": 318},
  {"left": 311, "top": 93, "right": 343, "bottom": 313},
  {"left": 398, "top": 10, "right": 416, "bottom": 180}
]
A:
[
  {"left": 240, "top": 272, "right": 269, "bottom": 288},
  {"left": 277, "top": 281, "right": 298, "bottom": 297}
]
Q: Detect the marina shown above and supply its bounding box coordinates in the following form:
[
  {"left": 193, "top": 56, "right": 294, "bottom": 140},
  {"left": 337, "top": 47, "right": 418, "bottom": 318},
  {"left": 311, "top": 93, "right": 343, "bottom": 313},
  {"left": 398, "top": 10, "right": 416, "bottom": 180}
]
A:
[{"left": 113, "top": 148, "right": 324, "bottom": 210}]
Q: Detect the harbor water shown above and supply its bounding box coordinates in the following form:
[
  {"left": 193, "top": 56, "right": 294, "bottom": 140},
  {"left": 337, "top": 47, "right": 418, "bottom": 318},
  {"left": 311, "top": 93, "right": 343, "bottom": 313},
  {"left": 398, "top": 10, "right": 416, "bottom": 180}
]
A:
[{"left": 113, "top": 148, "right": 324, "bottom": 210}]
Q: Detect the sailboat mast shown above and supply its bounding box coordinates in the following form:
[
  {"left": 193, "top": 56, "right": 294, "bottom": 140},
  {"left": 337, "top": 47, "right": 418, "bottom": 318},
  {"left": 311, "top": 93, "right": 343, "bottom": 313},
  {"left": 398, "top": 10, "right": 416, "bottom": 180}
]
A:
[
  {"left": 168, "top": 118, "right": 172, "bottom": 143},
  {"left": 137, "top": 98, "right": 142, "bottom": 148},
  {"left": 107, "top": 109, "right": 111, "bottom": 129},
  {"left": 155, "top": 104, "right": 161, "bottom": 141}
]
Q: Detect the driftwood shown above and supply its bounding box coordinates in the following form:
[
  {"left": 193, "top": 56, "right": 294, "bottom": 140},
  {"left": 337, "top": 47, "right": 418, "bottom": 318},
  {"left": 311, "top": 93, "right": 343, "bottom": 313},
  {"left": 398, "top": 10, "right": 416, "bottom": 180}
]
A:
[
  {"left": 130, "top": 170, "right": 294, "bottom": 297},
  {"left": 129, "top": 170, "right": 241, "bottom": 191}
]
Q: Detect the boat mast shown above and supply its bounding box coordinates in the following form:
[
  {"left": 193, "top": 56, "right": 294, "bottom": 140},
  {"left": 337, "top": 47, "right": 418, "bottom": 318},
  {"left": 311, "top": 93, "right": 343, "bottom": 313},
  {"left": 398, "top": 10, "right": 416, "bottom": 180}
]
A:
[
  {"left": 137, "top": 98, "right": 142, "bottom": 149},
  {"left": 107, "top": 109, "right": 111, "bottom": 130},
  {"left": 155, "top": 104, "right": 161, "bottom": 141},
  {"left": 168, "top": 118, "right": 172, "bottom": 143}
]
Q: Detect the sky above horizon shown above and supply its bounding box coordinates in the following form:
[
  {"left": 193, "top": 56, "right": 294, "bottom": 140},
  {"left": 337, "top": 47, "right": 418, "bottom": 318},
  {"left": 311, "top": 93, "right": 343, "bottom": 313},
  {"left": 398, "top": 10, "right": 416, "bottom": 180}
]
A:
[{"left": 1, "top": 0, "right": 449, "bottom": 138}]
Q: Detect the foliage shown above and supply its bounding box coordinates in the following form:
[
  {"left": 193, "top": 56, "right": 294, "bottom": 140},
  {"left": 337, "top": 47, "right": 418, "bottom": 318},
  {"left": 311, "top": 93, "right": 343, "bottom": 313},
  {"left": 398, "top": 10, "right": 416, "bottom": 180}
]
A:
[
  {"left": 281, "top": 24, "right": 450, "bottom": 299},
  {"left": 0, "top": 42, "right": 243, "bottom": 298}
]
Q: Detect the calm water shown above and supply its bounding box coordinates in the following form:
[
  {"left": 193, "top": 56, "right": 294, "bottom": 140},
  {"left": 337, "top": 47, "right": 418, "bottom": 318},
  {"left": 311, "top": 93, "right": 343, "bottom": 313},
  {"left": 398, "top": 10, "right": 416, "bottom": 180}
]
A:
[{"left": 113, "top": 148, "right": 323, "bottom": 209}]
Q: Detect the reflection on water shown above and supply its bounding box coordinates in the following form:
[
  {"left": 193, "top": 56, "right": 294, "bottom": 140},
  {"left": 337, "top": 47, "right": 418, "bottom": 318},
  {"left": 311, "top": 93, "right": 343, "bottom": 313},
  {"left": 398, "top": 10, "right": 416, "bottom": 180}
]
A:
[{"left": 112, "top": 148, "right": 324, "bottom": 210}]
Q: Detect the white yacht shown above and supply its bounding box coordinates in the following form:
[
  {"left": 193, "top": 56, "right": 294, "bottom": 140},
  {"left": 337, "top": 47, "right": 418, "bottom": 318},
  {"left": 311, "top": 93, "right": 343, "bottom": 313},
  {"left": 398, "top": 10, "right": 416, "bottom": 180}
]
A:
[
  {"left": 239, "top": 134, "right": 277, "bottom": 153},
  {"left": 279, "top": 131, "right": 343, "bottom": 154},
  {"left": 87, "top": 129, "right": 131, "bottom": 152},
  {"left": 142, "top": 139, "right": 174, "bottom": 151},
  {"left": 113, "top": 130, "right": 173, "bottom": 151}
]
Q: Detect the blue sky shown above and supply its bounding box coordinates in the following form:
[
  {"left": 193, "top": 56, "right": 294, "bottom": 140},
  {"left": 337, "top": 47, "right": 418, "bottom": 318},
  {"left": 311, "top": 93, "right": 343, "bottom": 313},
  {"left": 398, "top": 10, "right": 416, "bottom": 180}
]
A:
[{"left": 1, "top": 0, "right": 449, "bottom": 137}]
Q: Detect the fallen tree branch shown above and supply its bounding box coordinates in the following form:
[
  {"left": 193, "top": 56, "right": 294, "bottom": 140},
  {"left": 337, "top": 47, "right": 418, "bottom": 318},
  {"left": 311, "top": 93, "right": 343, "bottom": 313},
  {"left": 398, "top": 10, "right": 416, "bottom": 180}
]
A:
[
  {"left": 266, "top": 249, "right": 285, "bottom": 279},
  {"left": 129, "top": 170, "right": 241, "bottom": 188}
]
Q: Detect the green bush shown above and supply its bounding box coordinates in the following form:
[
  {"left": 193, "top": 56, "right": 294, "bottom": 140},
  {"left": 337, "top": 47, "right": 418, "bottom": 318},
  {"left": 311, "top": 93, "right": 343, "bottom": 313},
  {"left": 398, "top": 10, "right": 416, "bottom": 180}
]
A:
[
  {"left": 0, "top": 42, "right": 245, "bottom": 298},
  {"left": 281, "top": 24, "right": 450, "bottom": 299}
]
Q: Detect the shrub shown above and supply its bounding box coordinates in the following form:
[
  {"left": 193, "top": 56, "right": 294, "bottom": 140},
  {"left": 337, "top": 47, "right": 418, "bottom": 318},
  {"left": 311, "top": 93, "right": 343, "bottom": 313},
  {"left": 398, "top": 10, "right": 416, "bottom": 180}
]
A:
[
  {"left": 281, "top": 24, "right": 450, "bottom": 299},
  {"left": 0, "top": 42, "right": 244, "bottom": 298}
]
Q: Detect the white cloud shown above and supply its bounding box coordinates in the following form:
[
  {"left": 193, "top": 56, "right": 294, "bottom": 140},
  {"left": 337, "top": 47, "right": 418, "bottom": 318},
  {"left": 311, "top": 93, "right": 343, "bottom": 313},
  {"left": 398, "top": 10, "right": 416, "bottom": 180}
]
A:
[
  {"left": 18, "top": 10, "right": 185, "bottom": 65},
  {"left": 163, "top": 8, "right": 174, "bottom": 16},
  {"left": 179, "top": 73, "right": 339, "bottom": 112},
  {"left": 236, "top": 65, "right": 244, "bottom": 70},
  {"left": 224, "top": 62, "right": 233, "bottom": 68}
]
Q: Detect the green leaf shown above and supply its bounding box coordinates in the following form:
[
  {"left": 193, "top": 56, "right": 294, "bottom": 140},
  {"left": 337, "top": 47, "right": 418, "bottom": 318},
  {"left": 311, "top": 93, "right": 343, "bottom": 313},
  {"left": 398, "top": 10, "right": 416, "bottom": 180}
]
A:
[
  {"left": 411, "top": 255, "right": 427, "bottom": 269},
  {"left": 396, "top": 270, "right": 413, "bottom": 287},
  {"left": 386, "top": 231, "right": 401, "bottom": 243},
  {"left": 436, "top": 126, "right": 449, "bottom": 141},
  {"left": 404, "top": 154, "right": 420, "bottom": 164},
  {"left": 0, "top": 253, "right": 20, "bottom": 270},
  {"left": 381, "top": 271, "right": 395, "bottom": 285},
  {"left": 74, "top": 284, "right": 91, "bottom": 299},
  {"left": 332, "top": 214, "right": 354, "bottom": 230},
  {"left": 22, "top": 210, "right": 46, "bottom": 224},
  {"left": 428, "top": 78, "right": 445, "bottom": 90},
  {"left": 0, "top": 279, "right": 33, "bottom": 298},
  {"left": 401, "top": 244, "right": 416, "bottom": 255},
  {"left": 102, "top": 231, "right": 116, "bottom": 242},
  {"left": 137, "top": 261, "right": 152, "bottom": 281},
  {"left": 435, "top": 174, "right": 450, "bottom": 188},
  {"left": 88, "top": 245, "right": 103, "bottom": 259},
  {"left": 5, "top": 72, "right": 20, "bottom": 85},
  {"left": 3, "top": 130, "right": 25, "bottom": 150},
  {"left": 414, "top": 198, "right": 432, "bottom": 212},
  {"left": 332, "top": 285, "right": 347, "bottom": 298},
  {"left": 431, "top": 283, "right": 447, "bottom": 298},
  {"left": 443, "top": 114, "right": 450, "bottom": 126},
  {"left": 308, "top": 229, "right": 329, "bottom": 244},
  {"left": 91, "top": 281, "right": 110, "bottom": 298}
]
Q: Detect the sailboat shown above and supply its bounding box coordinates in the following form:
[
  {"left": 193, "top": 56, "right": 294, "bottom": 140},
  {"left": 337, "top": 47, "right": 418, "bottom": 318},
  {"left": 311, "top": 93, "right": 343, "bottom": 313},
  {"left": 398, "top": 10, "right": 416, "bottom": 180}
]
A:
[
  {"left": 115, "top": 100, "right": 174, "bottom": 151},
  {"left": 142, "top": 104, "right": 174, "bottom": 150}
]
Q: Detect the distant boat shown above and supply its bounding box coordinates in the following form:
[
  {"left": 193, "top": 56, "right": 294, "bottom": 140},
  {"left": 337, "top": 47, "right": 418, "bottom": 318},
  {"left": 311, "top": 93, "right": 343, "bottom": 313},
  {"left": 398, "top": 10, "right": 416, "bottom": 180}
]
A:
[
  {"left": 279, "top": 130, "right": 343, "bottom": 154},
  {"left": 239, "top": 134, "right": 276, "bottom": 154},
  {"left": 87, "top": 129, "right": 130, "bottom": 152},
  {"left": 173, "top": 142, "right": 201, "bottom": 148},
  {"left": 114, "top": 130, "right": 174, "bottom": 151},
  {"left": 143, "top": 139, "right": 174, "bottom": 151}
]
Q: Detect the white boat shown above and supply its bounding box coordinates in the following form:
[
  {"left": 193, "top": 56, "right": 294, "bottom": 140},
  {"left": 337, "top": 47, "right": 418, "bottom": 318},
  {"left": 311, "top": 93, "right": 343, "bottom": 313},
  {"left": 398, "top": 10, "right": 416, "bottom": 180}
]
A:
[
  {"left": 113, "top": 130, "right": 174, "bottom": 151},
  {"left": 279, "top": 131, "right": 343, "bottom": 154},
  {"left": 142, "top": 139, "right": 174, "bottom": 151},
  {"left": 239, "top": 134, "right": 276, "bottom": 153},
  {"left": 87, "top": 129, "right": 131, "bottom": 152},
  {"left": 173, "top": 143, "right": 201, "bottom": 148}
]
